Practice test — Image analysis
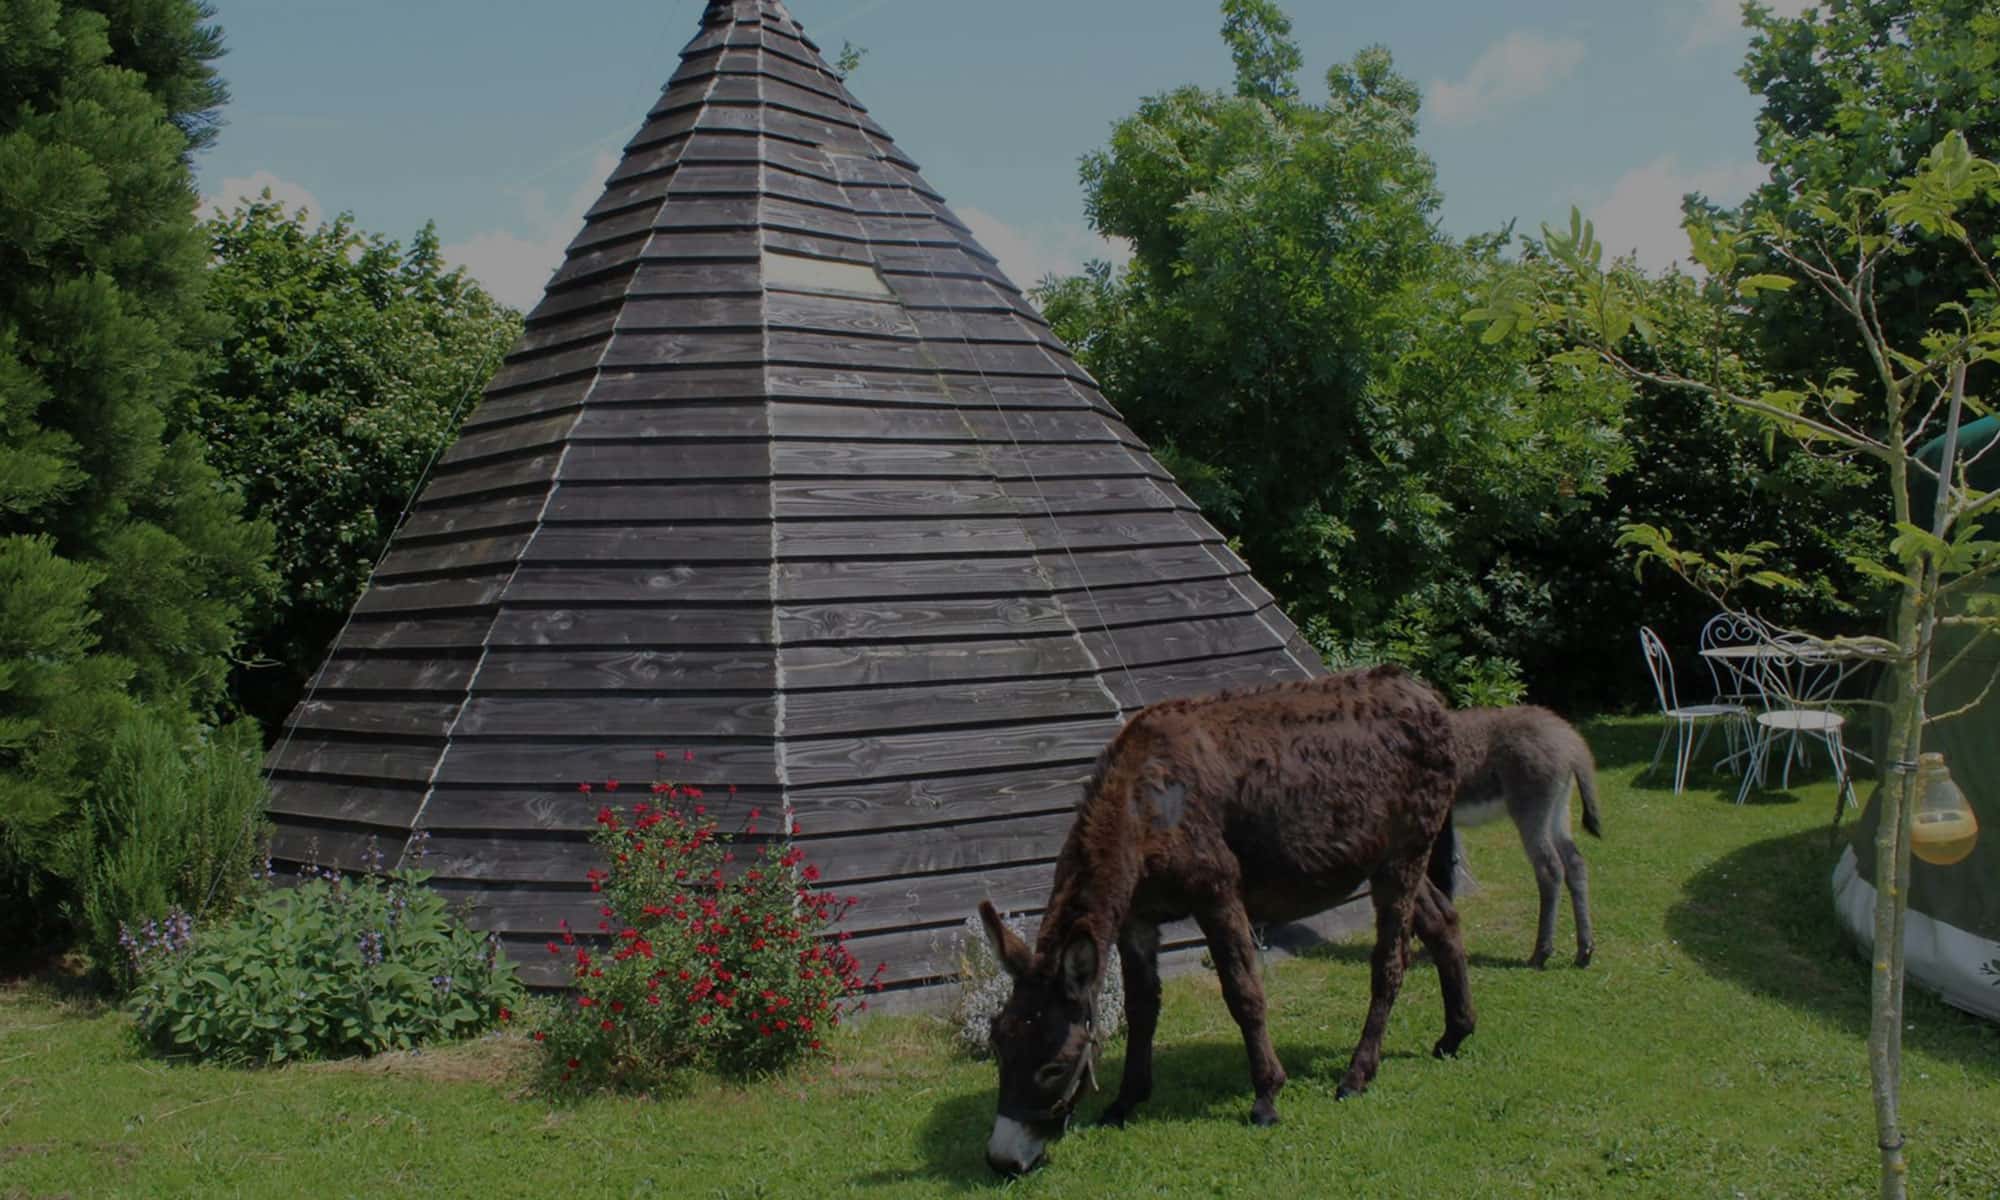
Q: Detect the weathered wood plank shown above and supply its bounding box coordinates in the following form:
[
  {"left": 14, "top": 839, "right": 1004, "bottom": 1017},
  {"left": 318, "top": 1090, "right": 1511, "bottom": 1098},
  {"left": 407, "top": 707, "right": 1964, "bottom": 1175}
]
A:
[
  {"left": 305, "top": 653, "right": 479, "bottom": 695},
  {"left": 419, "top": 454, "right": 561, "bottom": 504},
  {"left": 350, "top": 574, "right": 510, "bottom": 617},
  {"left": 568, "top": 401, "right": 766, "bottom": 441},
  {"left": 612, "top": 296, "right": 764, "bottom": 332},
  {"left": 429, "top": 739, "right": 779, "bottom": 789},
  {"left": 580, "top": 365, "right": 767, "bottom": 406},
  {"left": 545, "top": 483, "right": 771, "bottom": 524},
  {"left": 502, "top": 562, "right": 771, "bottom": 604},
  {"left": 787, "top": 760, "right": 1091, "bottom": 834},
  {"left": 399, "top": 492, "right": 548, "bottom": 542},
  {"left": 998, "top": 476, "right": 1181, "bottom": 515},
  {"left": 418, "top": 782, "right": 776, "bottom": 833},
  {"left": 1081, "top": 614, "right": 1292, "bottom": 670},
  {"left": 334, "top": 613, "right": 495, "bottom": 653},
  {"left": 779, "top": 638, "right": 1094, "bottom": 693},
  {"left": 783, "top": 676, "right": 1114, "bottom": 738},
  {"left": 597, "top": 329, "right": 764, "bottom": 369},
  {"left": 455, "top": 694, "right": 778, "bottom": 740},
  {"left": 265, "top": 777, "right": 425, "bottom": 828},
  {"left": 524, "top": 523, "right": 771, "bottom": 565},
  {"left": 487, "top": 605, "right": 772, "bottom": 650},
  {"left": 770, "top": 480, "right": 1015, "bottom": 521},
  {"left": 771, "top": 517, "right": 1036, "bottom": 560},
  {"left": 266, "top": 735, "right": 443, "bottom": 784},
  {"left": 762, "top": 293, "right": 917, "bottom": 340},
  {"left": 1099, "top": 649, "right": 1319, "bottom": 711},
  {"left": 623, "top": 261, "right": 763, "bottom": 298},
  {"left": 771, "top": 442, "right": 1158, "bottom": 481},
  {"left": 777, "top": 596, "right": 1071, "bottom": 644},
  {"left": 473, "top": 648, "right": 778, "bottom": 693},
  {"left": 1059, "top": 578, "right": 1263, "bottom": 631},
  {"left": 375, "top": 532, "right": 533, "bottom": 581},
  {"left": 773, "top": 554, "right": 1047, "bottom": 601},
  {"left": 781, "top": 717, "right": 1120, "bottom": 788},
  {"left": 558, "top": 441, "right": 768, "bottom": 482},
  {"left": 1040, "top": 543, "right": 1241, "bottom": 592},
  {"left": 287, "top": 698, "right": 462, "bottom": 740}
]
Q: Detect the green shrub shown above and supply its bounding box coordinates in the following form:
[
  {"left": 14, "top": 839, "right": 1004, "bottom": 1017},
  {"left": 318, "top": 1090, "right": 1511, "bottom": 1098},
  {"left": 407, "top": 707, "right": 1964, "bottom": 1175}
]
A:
[
  {"left": 532, "top": 781, "right": 872, "bottom": 1094},
  {"left": 128, "top": 848, "right": 522, "bottom": 1064},
  {"left": 65, "top": 713, "right": 268, "bottom": 985}
]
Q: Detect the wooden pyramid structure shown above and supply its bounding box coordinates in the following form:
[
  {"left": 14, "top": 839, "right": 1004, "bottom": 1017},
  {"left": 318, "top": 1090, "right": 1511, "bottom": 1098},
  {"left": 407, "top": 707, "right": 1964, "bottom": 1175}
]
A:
[{"left": 266, "top": 0, "right": 1323, "bottom": 993}]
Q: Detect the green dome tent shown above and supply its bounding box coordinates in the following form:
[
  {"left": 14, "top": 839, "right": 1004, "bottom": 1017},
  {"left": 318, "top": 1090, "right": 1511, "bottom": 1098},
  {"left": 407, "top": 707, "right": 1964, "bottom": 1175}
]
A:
[{"left": 1832, "top": 415, "right": 2000, "bottom": 1023}]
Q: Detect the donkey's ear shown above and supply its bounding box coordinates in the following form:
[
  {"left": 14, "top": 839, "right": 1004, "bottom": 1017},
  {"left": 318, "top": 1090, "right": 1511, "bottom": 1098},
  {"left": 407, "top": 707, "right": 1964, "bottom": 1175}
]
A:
[
  {"left": 1058, "top": 933, "right": 1099, "bottom": 1000},
  {"left": 978, "top": 900, "right": 1032, "bottom": 979}
]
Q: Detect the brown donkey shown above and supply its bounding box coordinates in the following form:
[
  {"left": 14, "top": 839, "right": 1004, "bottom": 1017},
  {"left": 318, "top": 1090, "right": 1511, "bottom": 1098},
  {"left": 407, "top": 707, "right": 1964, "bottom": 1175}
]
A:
[{"left": 977, "top": 666, "right": 1475, "bottom": 1174}]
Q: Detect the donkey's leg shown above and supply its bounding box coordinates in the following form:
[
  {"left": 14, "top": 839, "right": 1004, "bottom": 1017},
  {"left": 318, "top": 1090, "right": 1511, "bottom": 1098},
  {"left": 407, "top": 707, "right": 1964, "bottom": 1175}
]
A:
[
  {"left": 1193, "top": 900, "right": 1286, "bottom": 1127},
  {"left": 1337, "top": 865, "right": 1421, "bottom": 1100},
  {"left": 1411, "top": 876, "right": 1475, "bottom": 1058},
  {"left": 1557, "top": 833, "right": 1594, "bottom": 967},
  {"left": 1097, "top": 920, "right": 1161, "bottom": 1128},
  {"left": 1518, "top": 824, "right": 1565, "bottom": 970}
]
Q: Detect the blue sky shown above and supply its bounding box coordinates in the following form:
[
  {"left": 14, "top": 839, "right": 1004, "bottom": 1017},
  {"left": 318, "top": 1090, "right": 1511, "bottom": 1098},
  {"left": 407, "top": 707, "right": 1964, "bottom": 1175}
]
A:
[{"left": 193, "top": 0, "right": 1808, "bottom": 310}]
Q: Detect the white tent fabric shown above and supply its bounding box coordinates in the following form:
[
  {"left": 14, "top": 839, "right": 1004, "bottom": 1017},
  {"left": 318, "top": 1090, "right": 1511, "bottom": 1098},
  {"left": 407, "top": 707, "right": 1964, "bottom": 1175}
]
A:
[{"left": 1832, "top": 845, "right": 2000, "bottom": 1023}]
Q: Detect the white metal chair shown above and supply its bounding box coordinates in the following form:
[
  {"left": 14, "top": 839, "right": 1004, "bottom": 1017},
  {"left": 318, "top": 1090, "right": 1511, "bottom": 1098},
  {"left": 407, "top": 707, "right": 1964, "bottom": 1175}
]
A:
[
  {"left": 1735, "top": 634, "right": 1859, "bottom": 811},
  {"left": 1639, "top": 626, "right": 1748, "bottom": 795},
  {"left": 1696, "top": 611, "right": 1769, "bottom": 765}
]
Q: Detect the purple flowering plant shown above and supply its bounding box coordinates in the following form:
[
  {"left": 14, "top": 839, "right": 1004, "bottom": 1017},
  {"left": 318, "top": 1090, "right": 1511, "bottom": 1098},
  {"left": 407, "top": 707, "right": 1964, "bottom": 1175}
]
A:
[{"left": 127, "top": 834, "right": 522, "bottom": 1064}]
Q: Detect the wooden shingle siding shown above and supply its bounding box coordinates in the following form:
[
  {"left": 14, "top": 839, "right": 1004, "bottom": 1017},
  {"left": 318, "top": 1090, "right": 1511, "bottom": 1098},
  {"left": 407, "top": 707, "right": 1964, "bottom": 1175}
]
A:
[{"left": 266, "top": 0, "right": 1325, "bottom": 1001}]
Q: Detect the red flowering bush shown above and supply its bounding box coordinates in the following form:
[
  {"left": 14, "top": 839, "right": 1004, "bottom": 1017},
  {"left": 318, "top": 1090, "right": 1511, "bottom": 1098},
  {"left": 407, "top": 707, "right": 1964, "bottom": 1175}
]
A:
[{"left": 532, "top": 773, "right": 880, "bottom": 1093}]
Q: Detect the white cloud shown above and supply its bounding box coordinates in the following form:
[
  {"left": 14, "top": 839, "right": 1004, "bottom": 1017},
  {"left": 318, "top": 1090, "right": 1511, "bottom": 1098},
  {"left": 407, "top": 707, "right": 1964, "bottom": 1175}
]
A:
[
  {"left": 1684, "top": 0, "right": 1817, "bottom": 51},
  {"left": 1428, "top": 32, "right": 1587, "bottom": 127},
  {"left": 199, "top": 170, "right": 322, "bottom": 224},
  {"left": 443, "top": 149, "right": 621, "bottom": 312},
  {"left": 1584, "top": 155, "right": 1769, "bottom": 272},
  {"left": 957, "top": 207, "right": 1130, "bottom": 293}
]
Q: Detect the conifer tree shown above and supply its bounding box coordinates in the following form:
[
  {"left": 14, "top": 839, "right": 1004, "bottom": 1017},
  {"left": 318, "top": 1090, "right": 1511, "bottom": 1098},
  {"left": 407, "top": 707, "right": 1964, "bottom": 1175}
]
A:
[{"left": 0, "top": 0, "right": 272, "bottom": 943}]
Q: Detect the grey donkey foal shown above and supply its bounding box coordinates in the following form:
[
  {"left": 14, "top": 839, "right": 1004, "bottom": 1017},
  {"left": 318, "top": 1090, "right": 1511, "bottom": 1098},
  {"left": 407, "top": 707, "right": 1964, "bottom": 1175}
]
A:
[{"left": 1448, "top": 706, "right": 1602, "bottom": 968}]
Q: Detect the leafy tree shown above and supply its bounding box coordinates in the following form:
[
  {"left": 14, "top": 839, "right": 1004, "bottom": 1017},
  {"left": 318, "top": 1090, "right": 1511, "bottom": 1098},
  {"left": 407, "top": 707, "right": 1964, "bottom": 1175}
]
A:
[
  {"left": 1493, "top": 262, "right": 1883, "bottom": 712},
  {"left": 1474, "top": 132, "right": 2000, "bottom": 1200},
  {"left": 0, "top": 0, "right": 274, "bottom": 948},
  {"left": 1736, "top": 0, "right": 2000, "bottom": 395},
  {"left": 191, "top": 198, "right": 520, "bottom": 731},
  {"left": 1039, "top": 2, "right": 1625, "bottom": 699}
]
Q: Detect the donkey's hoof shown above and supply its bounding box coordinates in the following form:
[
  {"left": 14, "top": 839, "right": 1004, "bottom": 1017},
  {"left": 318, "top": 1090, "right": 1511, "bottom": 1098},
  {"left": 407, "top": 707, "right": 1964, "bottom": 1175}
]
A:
[
  {"left": 1574, "top": 945, "right": 1594, "bottom": 968},
  {"left": 1527, "top": 948, "right": 1552, "bottom": 970},
  {"left": 1250, "top": 1102, "right": 1282, "bottom": 1127},
  {"left": 1094, "top": 1101, "right": 1135, "bottom": 1129},
  {"left": 1334, "top": 1081, "right": 1366, "bottom": 1102}
]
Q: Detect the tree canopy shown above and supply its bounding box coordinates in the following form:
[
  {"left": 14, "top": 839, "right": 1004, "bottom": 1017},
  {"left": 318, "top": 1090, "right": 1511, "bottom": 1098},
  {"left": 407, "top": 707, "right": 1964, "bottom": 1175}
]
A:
[
  {"left": 1039, "top": 3, "right": 1625, "bottom": 699},
  {"left": 191, "top": 198, "right": 521, "bottom": 731}
]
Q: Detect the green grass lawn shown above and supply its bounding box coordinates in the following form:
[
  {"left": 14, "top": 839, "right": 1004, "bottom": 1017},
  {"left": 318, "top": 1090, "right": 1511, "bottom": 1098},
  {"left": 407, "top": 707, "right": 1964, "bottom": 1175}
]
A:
[{"left": 5, "top": 718, "right": 1998, "bottom": 1199}]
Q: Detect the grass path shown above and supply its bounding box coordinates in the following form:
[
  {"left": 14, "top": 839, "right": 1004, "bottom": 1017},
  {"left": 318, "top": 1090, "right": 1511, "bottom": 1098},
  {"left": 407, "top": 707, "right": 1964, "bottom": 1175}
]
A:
[{"left": 5, "top": 718, "right": 1997, "bottom": 1198}]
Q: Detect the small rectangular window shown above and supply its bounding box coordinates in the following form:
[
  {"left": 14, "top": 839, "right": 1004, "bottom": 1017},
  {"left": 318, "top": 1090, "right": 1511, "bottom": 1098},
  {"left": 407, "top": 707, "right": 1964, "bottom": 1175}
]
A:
[{"left": 762, "top": 248, "right": 893, "bottom": 298}]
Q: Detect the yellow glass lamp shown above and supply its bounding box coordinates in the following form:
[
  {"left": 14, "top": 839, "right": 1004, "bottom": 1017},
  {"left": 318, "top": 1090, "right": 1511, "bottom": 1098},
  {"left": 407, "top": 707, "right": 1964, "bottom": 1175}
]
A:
[{"left": 1911, "top": 752, "right": 1980, "bottom": 867}]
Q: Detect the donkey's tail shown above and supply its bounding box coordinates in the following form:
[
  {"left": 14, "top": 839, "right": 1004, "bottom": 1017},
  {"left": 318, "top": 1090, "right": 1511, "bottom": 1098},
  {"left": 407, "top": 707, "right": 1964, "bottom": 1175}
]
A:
[
  {"left": 1427, "top": 812, "right": 1461, "bottom": 900},
  {"left": 1576, "top": 750, "right": 1603, "bottom": 839}
]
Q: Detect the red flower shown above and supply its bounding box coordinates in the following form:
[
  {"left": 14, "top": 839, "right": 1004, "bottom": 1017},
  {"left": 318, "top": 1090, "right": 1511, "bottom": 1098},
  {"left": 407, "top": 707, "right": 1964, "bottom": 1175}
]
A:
[
  {"left": 533, "top": 1030, "right": 546, "bottom": 1042},
  {"left": 567, "top": 1057, "right": 580, "bottom": 1069},
  {"left": 684, "top": 749, "right": 695, "bottom": 762},
  {"left": 698, "top": 1013, "right": 713, "bottom": 1026},
  {"left": 497, "top": 1007, "right": 511, "bottom": 1023},
  {"left": 600, "top": 1019, "right": 615, "bottom": 1031},
  {"left": 578, "top": 783, "right": 592, "bottom": 795},
  {"left": 605, "top": 779, "right": 620, "bottom": 792},
  {"left": 610, "top": 1000, "right": 625, "bottom": 1014}
]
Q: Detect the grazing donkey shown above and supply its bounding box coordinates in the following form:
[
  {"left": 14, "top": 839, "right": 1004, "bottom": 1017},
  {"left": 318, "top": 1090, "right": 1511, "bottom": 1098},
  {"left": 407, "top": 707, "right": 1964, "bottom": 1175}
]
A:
[
  {"left": 977, "top": 666, "right": 1474, "bottom": 1175},
  {"left": 1448, "top": 706, "right": 1602, "bottom": 969}
]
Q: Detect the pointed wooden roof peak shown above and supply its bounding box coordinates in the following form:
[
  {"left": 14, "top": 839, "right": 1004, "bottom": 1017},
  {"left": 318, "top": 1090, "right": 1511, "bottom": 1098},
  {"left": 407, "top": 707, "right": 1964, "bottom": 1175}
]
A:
[{"left": 266, "top": 1, "right": 1323, "bottom": 997}]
